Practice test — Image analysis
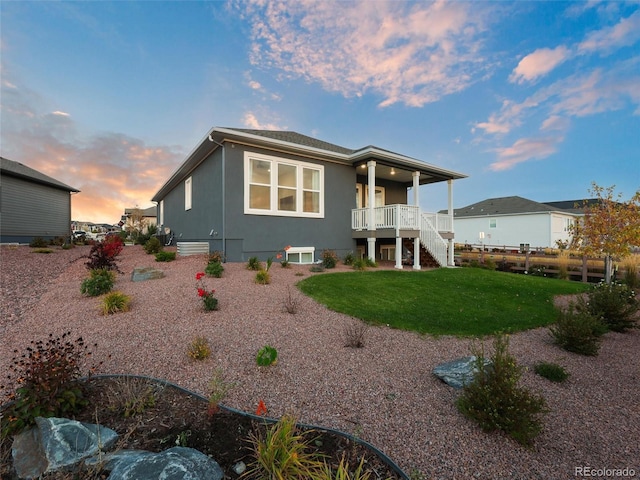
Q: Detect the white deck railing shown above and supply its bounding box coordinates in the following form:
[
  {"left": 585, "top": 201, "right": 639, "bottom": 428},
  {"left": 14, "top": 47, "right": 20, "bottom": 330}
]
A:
[
  {"left": 420, "top": 213, "right": 448, "bottom": 267},
  {"left": 352, "top": 205, "right": 452, "bottom": 232}
]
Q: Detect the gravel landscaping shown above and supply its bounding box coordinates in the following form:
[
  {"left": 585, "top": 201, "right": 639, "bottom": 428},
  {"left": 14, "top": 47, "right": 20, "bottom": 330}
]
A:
[{"left": 1, "top": 244, "right": 638, "bottom": 479}]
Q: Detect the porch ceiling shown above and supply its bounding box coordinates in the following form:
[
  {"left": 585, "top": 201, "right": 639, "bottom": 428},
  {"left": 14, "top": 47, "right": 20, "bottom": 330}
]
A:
[{"left": 354, "top": 162, "right": 450, "bottom": 185}]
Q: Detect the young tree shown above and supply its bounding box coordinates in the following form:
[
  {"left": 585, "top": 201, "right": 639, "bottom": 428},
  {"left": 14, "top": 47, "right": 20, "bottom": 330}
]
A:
[
  {"left": 571, "top": 183, "right": 640, "bottom": 283},
  {"left": 125, "top": 207, "right": 147, "bottom": 243}
]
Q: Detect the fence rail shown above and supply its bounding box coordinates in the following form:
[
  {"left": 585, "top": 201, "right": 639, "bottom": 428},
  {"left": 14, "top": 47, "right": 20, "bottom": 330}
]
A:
[{"left": 456, "top": 246, "right": 638, "bottom": 283}]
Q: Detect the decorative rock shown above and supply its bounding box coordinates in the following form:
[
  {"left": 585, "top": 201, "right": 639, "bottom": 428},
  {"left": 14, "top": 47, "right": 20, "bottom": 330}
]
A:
[
  {"left": 433, "top": 356, "right": 492, "bottom": 389},
  {"left": 98, "top": 446, "right": 224, "bottom": 480},
  {"left": 232, "top": 460, "right": 246, "bottom": 475},
  {"left": 131, "top": 267, "right": 165, "bottom": 282},
  {"left": 12, "top": 417, "right": 119, "bottom": 479}
]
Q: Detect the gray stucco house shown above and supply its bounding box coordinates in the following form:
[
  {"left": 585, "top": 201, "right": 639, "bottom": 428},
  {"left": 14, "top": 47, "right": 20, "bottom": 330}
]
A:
[
  {"left": 151, "top": 128, "right": 467, "bottom": 268},
  {"left": 1, "top": 157, "right": 79, "bottom": 244}
]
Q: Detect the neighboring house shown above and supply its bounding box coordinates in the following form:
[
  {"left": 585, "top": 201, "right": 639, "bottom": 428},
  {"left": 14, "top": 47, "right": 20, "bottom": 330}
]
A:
[
  {"left": 450, "top": 196, "right": 594, "bottom": 249},
  {"left": 151, "top": 127, "right": 467, "bottom": 267},
  {"left": 123, "top": 206, "right": 157, "bottom": 228},
  {"left": 1, "top": 157, "right": 79, "bottom": 244}
]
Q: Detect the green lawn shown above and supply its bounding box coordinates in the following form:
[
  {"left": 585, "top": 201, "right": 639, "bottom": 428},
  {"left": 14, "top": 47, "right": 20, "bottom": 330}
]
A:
[{"left": 297, "top": 268, "right": 590, "bottom": 336}]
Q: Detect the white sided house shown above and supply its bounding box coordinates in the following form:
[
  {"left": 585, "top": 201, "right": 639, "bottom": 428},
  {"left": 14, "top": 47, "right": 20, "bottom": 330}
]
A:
[{"left": 451, "top": 196, "right": 589, "bottom": 249}]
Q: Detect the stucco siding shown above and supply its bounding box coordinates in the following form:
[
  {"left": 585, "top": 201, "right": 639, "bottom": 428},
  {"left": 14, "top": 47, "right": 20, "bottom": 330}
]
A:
[{"left": 0, "top": 175, "right": 72, "bottom": 242}]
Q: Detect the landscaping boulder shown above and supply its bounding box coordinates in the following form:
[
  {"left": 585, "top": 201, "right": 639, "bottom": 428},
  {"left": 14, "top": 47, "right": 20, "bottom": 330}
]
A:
[
  {"left": 12, "top": 416, "right": 118, "bottom": 479},
  {"left": 131, "top": 267, "right": 164, "bottom": 282},
  {"left": 433, "top": 356, "right": 492, "bottom": 389},
  {"left": 96, "top": 446, "right": 224, "bottom": 480}
]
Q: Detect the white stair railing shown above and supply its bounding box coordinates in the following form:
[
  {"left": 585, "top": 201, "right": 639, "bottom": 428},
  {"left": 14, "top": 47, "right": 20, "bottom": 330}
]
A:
[{"left": 419, "top": 213, "right": 448, "bottom": 267}]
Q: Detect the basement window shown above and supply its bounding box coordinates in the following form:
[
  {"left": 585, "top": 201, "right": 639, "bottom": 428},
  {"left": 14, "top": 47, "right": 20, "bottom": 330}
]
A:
[{"left": 285, "top": 246, "right": 315, "bottom": 264}]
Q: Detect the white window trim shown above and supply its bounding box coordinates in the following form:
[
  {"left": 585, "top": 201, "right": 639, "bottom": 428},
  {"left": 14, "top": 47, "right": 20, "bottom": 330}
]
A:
[
  {"left": 185, "top": 177, "right": 192, "bottom": 211},
  {"left": 244, "top": 152, "right": 324, "bottom": 218},
  {"left": 285, "top": 246, "right": 316, "bottom": 264},
  {"left": 159, "top": 200, "right": 164, "bottom": 225}
]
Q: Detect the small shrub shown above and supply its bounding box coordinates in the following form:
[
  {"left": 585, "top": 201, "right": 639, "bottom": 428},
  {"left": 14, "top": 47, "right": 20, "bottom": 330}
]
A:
[
  {"left": 155, "top": 251, "right": 176, "bottom": 262},
  {"left": 549, "top": 304, "right": 607, "bottom": 356},
  {"left": 322, "top": 454, "right": 372, "bottom": 480},
  {"left": 283, "top": 286, "right": 299, "bottom": 314},
  {"left": 81, "top": 269, "right": 115, "bottom": 297},
  {"left": 196, "top": 272, "right": 218, "bottom": 310},
  {"left": 352, "top": 259, "right": 367, "bottom": 271},
  {"left": 205, "top": 260, "right": 224, "bottom": 278},
  {"left": 105, "top": 377, "right": 160, "bottom": 418},
  {"left": 280, "top": 259, "right": 290, "bottom": 268},
  {"left": 187, "top": 336, "right": 212, "bottom": 360},
  {"left": 256, "top": 345, "right": 278, "bottom": 366},
  {"left": 343, "top": 251, "right": 356, "bottom": 266},
  {"left": 85, "top": 236, "right": 124, "bottom": 271},
  {"left": 245, "top": 415, "right": 325, "bottom": 479},
  {"left": 534, "top": 362, "right": 569, "bottom": 383},
  {"left": 528, "top": 264, "right": 548, "bottom": 277},
  {"left": 247, "top": 256, "right": 262, "bottom": 271},
  {"left": 584, "top": 281, "right": 638, "bottom": 332},
  {"left": 344, "top": 320, "right": 369, "bottom": 348},
  {"left": 32, "top": 248, "right": 53, "bottom": 254},
  {"left": 1, "top": 332, "right": 100, "bottom": 437},
  {"left": 29, "top": 236, "right": 48, "bottom": 248},
  {"left": 364, "top": 257, "right": 377, "bottom": 268},
  {"left": 255, "top": 269, "right": 271, "bottom": 285},
  {"left": 309, "top": 264, "right": 325, "bottom": 273},
  {"left": 101, "top": 291, "right": 131, "bottom": 315},
  {"left": 322, "top": 249, "right": 339, "bottom": 269},
  {"left": 207, "top": 368, "right": 236, "bottom": 416},
  {"left": 456, "top": 335, "right": 549, "bottom": 446},
  {"left": 143, "top": 236, "right": 162, "bottom": 254}
]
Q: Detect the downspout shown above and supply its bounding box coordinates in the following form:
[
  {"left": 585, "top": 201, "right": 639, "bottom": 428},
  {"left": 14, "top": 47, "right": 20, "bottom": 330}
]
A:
[{"left": 208, "top": 134, "right": 226, "bottom": 261}]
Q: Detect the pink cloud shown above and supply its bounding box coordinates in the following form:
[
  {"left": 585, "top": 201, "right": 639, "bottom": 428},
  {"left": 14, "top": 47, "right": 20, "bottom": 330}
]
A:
[
  {"left": 490, "top": 136, "right": 562, "bottom": 171},
  {"left": 509, "top": 46, "right": 571, "bottom": 84},
  {"left": 578, "top": 10, "right": 640, "bottom": 54},
  {"left": 234, "top": 0, "right": 489, "bottom": 107}
]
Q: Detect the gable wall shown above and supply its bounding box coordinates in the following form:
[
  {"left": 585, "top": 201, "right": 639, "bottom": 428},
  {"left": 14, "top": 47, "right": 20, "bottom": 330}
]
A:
[
  {"left": 224, "top": 144, "right": 356, "bottom": 261},
  {"left": 0, "top": 174, "right": 72, "bottom": 242}
]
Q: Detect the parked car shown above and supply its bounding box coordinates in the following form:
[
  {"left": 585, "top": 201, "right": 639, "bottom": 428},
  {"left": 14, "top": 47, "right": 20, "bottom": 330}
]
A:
[{"left": 72, "top": 231, "right": 87, "bottom": 241}]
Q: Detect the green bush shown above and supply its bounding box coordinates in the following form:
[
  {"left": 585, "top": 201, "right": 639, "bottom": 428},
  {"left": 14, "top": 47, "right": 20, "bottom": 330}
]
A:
[
  {"left": 32, "top": 248, "right": 53, "bottom": 254},
  {"left": 247, "top": 256, "right": 262, "bottom": 271},
  {"left": 29, "top": 236, "right": 49, "bottom": 248},
  {"left": 1, "top": 332, "right": 98, "bottom": 437},
  {"left": 584, "top": 282, "right": 638, "bottom": 332},
  {"left": 322, "top": 249, "right": 339, "bottom": 269},
  {"left": 343, "top": 251, "right": 356, "bottom": 266},
  {"left": 209, "top": 251, "right": 225, "bottom": 263},
  {"left": 309, "top": 264, "right": 325, "bottom": 273},
  {"left": 255, "top": 269, "right": 271, "bottom": 285},
  {"left": 101, "top": 291, "right": 131, "bottom": 315},
  {"left": 456, "top": 335, "right": 549, "bottom": 446},
  {"left": 256, "top": 345, "right": 278, "bottom": 366},
  {"left": 534, "top": 362, "right": 569, "bottom": 383},
  {"left": 81, "top": 269, "right": 115, "bottom": 296},
  {"left": 143, "top": 236, "right": 162, "bottom": 254},
  {"left": 205, "top": 260, "right": 224, "bottom": 278},
  {"left": 155, "top": 251, "right": 176, "bottom": 262},
  {"left": 549, "top": 304, "right": 607, "bottom": 356}
]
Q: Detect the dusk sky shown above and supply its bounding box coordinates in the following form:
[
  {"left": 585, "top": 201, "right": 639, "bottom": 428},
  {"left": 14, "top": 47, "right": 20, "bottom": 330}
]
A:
[{"left": 1, "top": 1, "right": 638, "bottom": 224}]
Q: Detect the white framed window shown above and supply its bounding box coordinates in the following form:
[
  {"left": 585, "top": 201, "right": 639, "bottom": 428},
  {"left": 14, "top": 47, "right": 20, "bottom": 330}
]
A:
[
  {"left": 244, "top": 152, "right": 324, "bottom": 217},
  {"left": 380, "top": 245, "right": 396, "bottom": 261},
  {"left": 159, "top": 200, "right": 164, "bottom": 225},
  {"left": 185, "top": 177, "right": 192, "bottom": 211},
  {"left": 285, "top": 246, "right": 315, "bottom": 264}
]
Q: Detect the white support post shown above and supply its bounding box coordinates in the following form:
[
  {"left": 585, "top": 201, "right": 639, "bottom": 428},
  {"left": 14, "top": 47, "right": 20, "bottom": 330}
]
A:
[
  {"left": 413, "top": 171, "right": 421, "bottom": 270},
  {"left": 448, "top": 179, "right": 454, "bottom": 267},
  {"left": 367, "top": 161, "right": 377, "bottom": 262},
  {"left": 395, "top": 236, "right": 403, "bottom": 269}
]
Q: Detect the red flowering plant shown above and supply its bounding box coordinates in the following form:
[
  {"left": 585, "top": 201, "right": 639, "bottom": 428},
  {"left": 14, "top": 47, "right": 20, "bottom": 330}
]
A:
[
  {"left": 196, "top": 272, "right": 218, "bottom": 311},
  {"left": 85, "top": 235, "right": 124, "bottom": 272},
  {"left": 256, "top": 399, "right": 268, "bottom": 416}
]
